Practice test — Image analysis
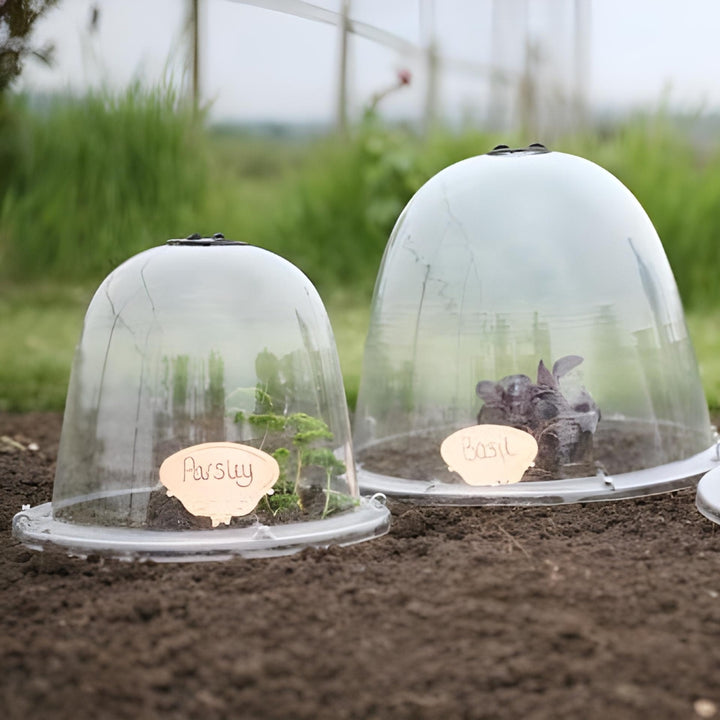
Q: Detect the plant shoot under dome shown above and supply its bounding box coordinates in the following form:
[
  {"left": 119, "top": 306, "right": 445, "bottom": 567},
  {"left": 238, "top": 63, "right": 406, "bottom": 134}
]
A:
[
  {"left": 354, "top": 146, "right": 717, "bottom": 504},
  {"left": 13, "top": 235, "right": 389, "bottom": 559}
]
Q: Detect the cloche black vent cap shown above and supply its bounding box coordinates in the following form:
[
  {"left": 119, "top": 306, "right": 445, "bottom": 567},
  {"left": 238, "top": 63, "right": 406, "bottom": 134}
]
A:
[
  {"left": 167, "top": 233, "right": 248, "bottom": 246},
  {"left": 487, "top": 143, "right": 550, "bottom": 156}
]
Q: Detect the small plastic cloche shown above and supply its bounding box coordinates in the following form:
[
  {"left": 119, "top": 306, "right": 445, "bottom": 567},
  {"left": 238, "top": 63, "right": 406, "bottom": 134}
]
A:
[
  {"left": 13, "top": 234, "right": 389, "bottom": 559},
  {"left": 354, "top": 145, "right": 717, "bottom": 504}
]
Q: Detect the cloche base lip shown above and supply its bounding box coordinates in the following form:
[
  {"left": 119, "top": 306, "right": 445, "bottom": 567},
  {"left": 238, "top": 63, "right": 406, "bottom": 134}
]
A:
[
  {"left": 11, "top": 496, "right": 390, "bottom": 562},
  {"left": 358, "top": 444, "right": 720, "bottom": 506},
  {"left": 696, "top": 467, "right": 720, "bottom": 525}
]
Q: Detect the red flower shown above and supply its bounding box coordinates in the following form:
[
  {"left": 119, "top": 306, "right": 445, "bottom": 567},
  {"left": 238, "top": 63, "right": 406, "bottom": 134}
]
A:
[{"left": 397, "top": 69, "right": 412, "bottom": 86}]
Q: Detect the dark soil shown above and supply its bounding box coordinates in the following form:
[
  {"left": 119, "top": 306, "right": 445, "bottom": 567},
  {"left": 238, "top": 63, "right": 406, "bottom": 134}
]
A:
[
  {"left": 2, "top": 411, "right": 720, "bottom": 720},
  {"left": 357, "top": 419, "right": 704, "bottom": 483},
  {"left": 68, "top": 481, "right": 343, "bottom": 530}
]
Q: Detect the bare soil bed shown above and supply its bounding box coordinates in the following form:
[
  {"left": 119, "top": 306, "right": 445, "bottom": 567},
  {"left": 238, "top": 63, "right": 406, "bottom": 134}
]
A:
[{"left": 1, "top": 411, "right": 720, "bottom": 720}]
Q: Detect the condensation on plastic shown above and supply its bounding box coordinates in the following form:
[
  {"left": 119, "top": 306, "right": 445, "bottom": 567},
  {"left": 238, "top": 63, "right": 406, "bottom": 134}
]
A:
[
  {"left": 353, "top": 150, "right": 716, "bottom": 504},
  {"left": 12, "top": 242, "right": 389, "bottom": 558}
]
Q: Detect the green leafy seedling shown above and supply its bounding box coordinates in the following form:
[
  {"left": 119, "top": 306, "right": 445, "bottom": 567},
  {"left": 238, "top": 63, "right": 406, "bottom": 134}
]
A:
[
  {"left": 234, "top": 354, "right": 355, "bottom": 519},
  {"left": 301, "top": 447, "right": 347, "bottom": 518},
  {"left": 236, "top": 407, "right": 351, "bottom": 517}
]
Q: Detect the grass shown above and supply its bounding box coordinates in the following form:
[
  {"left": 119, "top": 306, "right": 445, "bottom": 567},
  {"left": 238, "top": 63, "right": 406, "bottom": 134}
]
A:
[
  {"left": 0, "top": 283, "right": 371, "bottom": 413},
  {"left": 326, "top": 292, "right": 371, "bottom": 410},
  {"left": 0, "top": 85, "right": 209, "bottom": 280},
  {"left": 1, "top": 282, "right": 718, "bottom": 414},
  {"left": 687, "top": 313, "right": 720, "bottom": 411},
  {"left": 0, "top": 284, "right": 90, "bottom": 412},
  {"left": 560, "top": 118, "right": 720, "bottom": 310},
  {"left": 3, "top": 89, "right": 720, "bottom": 308},
  {"left": 0, "top": 86, "right": 719, "bottom": 413}
]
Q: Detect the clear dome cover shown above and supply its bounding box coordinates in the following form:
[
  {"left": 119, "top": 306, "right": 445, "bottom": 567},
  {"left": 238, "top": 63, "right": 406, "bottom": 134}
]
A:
[
  {"left": 697, "top": 464, "right": 720, "bottom": 524},
  {"left": 354, "top": 147, "right": 716, "bottom": 504},
  {"left": 13, "top": 236, "right": 389, "bottom": 559}
]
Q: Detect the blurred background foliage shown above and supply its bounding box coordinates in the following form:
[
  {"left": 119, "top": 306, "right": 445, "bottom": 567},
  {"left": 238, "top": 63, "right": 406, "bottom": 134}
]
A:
[{"left": 0, "top": 84, "right": 719, "bottom": 411}]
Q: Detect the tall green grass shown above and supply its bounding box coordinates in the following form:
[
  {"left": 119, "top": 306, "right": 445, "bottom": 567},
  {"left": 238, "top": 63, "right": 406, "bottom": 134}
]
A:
[
  {"left": 266, "top": 121, "right": 505, "bottom": 298},
  {"left": 0, "top": 283, "right": 89, "bottom": 411},
  {"left": 0, "top": 84, "right": 208, "bottom": 279},
  {"left": 1, "top": 87, "right": 720, "bottom": 412},
  {"left": 560, "top": 118, "right": 720, "bottom": 309},
  {"left": 2, "top": 88, "right": 718, "bottom": 309}
]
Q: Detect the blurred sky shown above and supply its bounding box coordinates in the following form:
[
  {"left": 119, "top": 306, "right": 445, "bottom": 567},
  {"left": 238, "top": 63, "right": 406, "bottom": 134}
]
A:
[{"left": 17, "top": 0, "right": 720, "bottom": 124}]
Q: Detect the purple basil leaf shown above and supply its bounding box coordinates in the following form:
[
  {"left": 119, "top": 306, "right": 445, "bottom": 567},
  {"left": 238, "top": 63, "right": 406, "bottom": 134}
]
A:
[
  {"left": 476, "top": 380, "right": 498, "bottom": 401},
  {"left": 552, "top": 355, "right": 584, "bottom": 379},
  {"left": 536, "top": 360, "right": 557, "bottom": 388}
]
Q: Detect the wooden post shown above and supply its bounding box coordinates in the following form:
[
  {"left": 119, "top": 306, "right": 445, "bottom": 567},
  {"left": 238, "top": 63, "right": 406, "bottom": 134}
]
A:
[
  {"left": 518, "top": 38, "right": 538, "bottom": 139},
  {"left": 572, "top": 0, "right": 591, "bottom": 130},
  {"left": 424, "top": 41, "right": 438, "bottom": 134},
  {"left": 336, "top": 0, "right": 350, "bottom": 135},
  {"left": 191, "top": 0, "right": 200, "bottom": 115},
  {"left": 421, "top": 0, "right": 438, "bottom": 134}
]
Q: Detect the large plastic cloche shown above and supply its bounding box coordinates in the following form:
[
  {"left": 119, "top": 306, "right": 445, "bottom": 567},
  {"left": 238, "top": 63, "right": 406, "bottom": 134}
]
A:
[
  {"left": 354, "top": 145, "right": 718, "bottom": 504},
  {"left": 13, "top": 235, "right": 389, "bottom": 559}
]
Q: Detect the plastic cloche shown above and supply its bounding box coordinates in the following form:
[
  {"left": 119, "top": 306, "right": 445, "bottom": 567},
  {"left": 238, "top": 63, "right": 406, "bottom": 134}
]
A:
[
  {"left": 13, "top": 235, "right": 389, "bottom": 559},
  {"left": 696, "top": 462, "right": 720, "bottom": 525},
  {"left": 353, "top": 146, "right": 718, "bottom": 504}
]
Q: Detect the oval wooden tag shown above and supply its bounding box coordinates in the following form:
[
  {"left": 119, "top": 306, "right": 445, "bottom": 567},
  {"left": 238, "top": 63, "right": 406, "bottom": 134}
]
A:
[
  {"left": 440, "top": 425, "right": 538, "bottom": 486},
  {"left": 159, "top": 442, "right": 280, "bottom": 527}
]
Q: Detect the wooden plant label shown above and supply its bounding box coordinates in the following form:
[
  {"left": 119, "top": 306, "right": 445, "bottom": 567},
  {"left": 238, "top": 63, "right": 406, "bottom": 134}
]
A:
[
  {"left": 440, "top": 425, "right": 538, "bottom": 486},
  {"left": 159, "top": 442, "right": 280, "bottom": 527}
]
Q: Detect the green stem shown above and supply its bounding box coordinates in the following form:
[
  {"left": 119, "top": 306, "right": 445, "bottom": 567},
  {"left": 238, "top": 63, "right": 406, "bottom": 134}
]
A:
[
  {"left": 263, "top": 494, "right": 276, "bottom": 516},
  {"left": 293, "top": 454, "right": 303, "bottom": 496},
  {"left": 321, "top": 470, "right": 332, "bottom": 519}
]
